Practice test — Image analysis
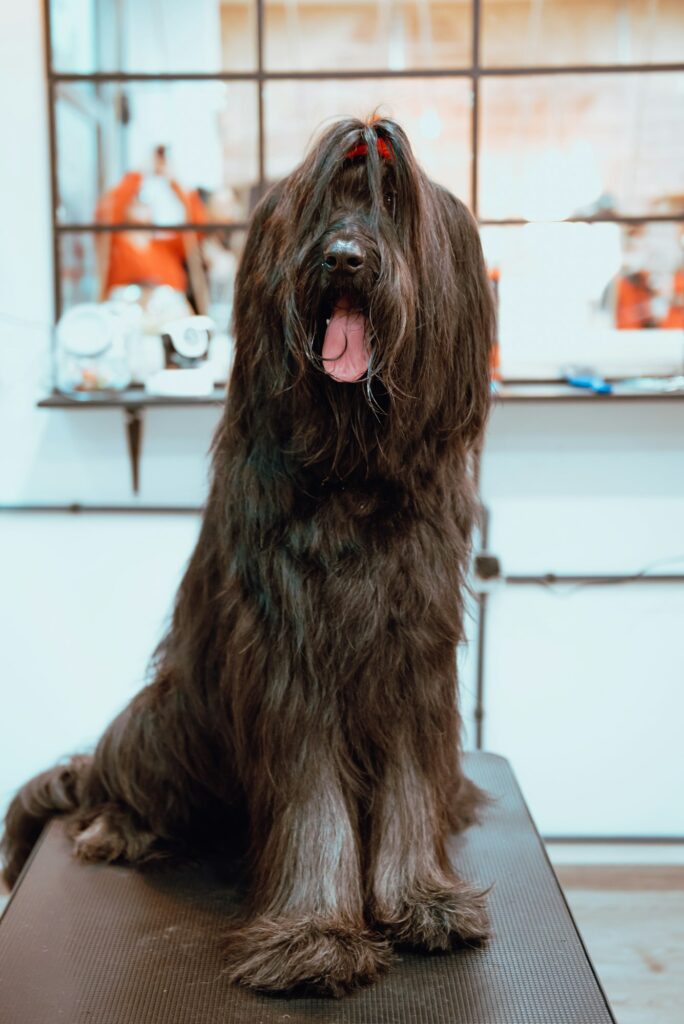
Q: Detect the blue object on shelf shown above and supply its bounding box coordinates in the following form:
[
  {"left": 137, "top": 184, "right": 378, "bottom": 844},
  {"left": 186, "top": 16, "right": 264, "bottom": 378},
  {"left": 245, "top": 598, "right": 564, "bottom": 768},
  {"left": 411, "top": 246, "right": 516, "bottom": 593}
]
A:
[{"left": 561, "top": 366, "right": 613, "bottom": 394}]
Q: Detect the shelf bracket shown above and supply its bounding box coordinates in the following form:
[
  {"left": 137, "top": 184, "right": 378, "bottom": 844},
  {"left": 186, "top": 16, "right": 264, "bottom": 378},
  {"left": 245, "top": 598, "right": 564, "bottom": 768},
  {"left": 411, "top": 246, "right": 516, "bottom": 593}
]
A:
[{"left": 124, "top": 407, "right": 143, "bottom": 494}]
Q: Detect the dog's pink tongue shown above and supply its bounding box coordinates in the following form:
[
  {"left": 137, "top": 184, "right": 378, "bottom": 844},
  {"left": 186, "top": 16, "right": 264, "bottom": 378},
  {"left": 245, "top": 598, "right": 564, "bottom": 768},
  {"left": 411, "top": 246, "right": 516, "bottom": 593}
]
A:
[{"left": 322, "top": 300, "right": 369, "bottom": 382}]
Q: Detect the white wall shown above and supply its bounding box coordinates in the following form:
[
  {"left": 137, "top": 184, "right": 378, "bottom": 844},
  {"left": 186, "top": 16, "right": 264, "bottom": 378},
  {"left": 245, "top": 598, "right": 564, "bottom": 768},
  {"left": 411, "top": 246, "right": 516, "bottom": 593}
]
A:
[
  {"left": 0, "top": 0, "right": 53, "bottom": 487},
  {"left": 0, "top": 1, "right": 215, "bottom": 819},
  {"left": 1, "top": 1, "right": 682, "bottom": 838},
  {"left": 480, "top": 401, "right": 684, "bottom": 837},
  {"left": 0, "top": 512, "right": 201, "bottom": 818}
]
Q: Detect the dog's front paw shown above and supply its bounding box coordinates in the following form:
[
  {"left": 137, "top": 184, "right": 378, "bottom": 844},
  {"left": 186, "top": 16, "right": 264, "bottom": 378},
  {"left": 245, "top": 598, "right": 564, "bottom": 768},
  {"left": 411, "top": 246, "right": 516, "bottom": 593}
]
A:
[
  {"left": 223, "top": 915, "right": 393, "bottom": 996},
  {"left": 71, "top": 810, "right": 158, "bottom": 865},
  {"left": 374, "top": 883, "right": 490, "bottom": 951}
]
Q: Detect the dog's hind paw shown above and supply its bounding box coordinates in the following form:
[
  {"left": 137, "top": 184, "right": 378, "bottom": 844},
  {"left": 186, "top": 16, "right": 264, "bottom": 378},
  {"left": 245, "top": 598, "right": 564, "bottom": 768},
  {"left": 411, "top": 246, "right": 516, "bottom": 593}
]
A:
[
  {"left": 223, "top": 915, "right": 393, "bottom": 996},
  {"left": 374, "top": 883, "right": 490, "bottom": 951},
  {"left": 71, "top": 810, "right": 158, "bottom": 865}
]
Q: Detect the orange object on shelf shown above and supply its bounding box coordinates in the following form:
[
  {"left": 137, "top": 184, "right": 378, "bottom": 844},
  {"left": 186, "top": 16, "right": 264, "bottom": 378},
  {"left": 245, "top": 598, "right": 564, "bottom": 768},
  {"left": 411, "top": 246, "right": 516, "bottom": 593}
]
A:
[
  {"left": 95, "top": 172, "right": 207, "bottom": 295},
  {"left": 615, "top": 272, "right": 657, "bottom": 329},
  {"left": 661, "top": 269, "right": 684, "bottom": 329},
  {"left": 488, "top": 266, "right": 501, "bottom": 380}
]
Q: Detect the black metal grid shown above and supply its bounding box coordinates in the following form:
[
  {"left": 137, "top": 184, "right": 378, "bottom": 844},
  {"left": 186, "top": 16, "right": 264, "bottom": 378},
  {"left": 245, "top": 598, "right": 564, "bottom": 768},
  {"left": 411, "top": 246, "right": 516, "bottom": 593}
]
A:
[{"left": 44, "top": 0, "right": 684, "bottom": 326}]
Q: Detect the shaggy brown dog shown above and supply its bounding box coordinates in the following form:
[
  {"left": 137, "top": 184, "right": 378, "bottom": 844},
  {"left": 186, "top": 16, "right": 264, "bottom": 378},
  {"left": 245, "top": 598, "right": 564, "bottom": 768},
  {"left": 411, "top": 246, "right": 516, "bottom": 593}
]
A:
[{"left": 2, "top": 117, "right": 494, "bottom": 996}]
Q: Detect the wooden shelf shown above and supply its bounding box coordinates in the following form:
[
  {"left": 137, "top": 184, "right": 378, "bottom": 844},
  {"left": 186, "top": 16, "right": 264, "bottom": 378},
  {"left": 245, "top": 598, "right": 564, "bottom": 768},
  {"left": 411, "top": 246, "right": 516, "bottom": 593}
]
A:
[
  {"left": 36, "top": 381, "right": 683, "bottom": 494},
  {"left": 38, "top": 387, "right": 226, "bottom": 409},
  {"left": 37, "top": 382, "right": 684, "bottom": 411},
  {"left": 37, "top": 388, "right": 225, "bottom": 493},
  {"left": 494, "top": 382, "right": 684, "bottom": 402}
]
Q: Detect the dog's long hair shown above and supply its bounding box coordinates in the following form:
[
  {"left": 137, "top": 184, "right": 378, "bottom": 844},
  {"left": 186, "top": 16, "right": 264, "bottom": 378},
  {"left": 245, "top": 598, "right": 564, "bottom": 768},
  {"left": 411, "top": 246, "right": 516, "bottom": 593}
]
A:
[{"left": 3, "top": 117, "right": 494, "bottom": 995}]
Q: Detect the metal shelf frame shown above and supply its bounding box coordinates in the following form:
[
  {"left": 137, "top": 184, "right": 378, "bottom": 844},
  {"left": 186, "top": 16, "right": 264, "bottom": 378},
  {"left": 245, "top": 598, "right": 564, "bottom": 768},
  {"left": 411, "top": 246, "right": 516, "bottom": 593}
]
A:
[
  {"left": 44, "top": 0, "right": 684, "bottom": 322},
  {"left": 36, "top": 380, "right": 684, "bottom": 492}
]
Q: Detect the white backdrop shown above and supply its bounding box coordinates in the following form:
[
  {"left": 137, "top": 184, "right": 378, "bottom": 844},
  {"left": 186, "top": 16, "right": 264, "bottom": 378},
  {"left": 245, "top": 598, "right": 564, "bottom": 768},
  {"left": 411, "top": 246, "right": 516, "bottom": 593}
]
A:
[{"left": 1, "top": 1, "right": 682, "bottom": 838}]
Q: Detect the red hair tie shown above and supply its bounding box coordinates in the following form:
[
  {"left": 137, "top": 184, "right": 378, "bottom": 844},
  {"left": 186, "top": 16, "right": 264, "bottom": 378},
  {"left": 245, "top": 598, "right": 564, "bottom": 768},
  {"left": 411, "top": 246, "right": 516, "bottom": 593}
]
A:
[{"left": 346, "top": 137, "right": 393, "bottom": 162}]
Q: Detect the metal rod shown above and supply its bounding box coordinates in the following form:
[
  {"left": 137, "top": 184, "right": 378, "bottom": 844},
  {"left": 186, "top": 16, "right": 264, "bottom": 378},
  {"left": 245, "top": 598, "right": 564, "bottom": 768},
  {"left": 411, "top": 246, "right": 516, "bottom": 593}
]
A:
[
  {"left": 478, "top": 214, "right": 684, "bottom": 226},
  {"left": 54, "top": 213, "right": 684, "bottom": 234},
  {"left": 256, "top": 0, "right": 266, "bottom": 191},
  {"left": 0, "top": 505, "right": 202, "bottom": 515},
  {"left": 544, "top": 835, "right": 684, "bottom": 844},
  {"left": 49, "top": 61, "right": 684, "bottom": 83},
  {"left": 55, "top": 221, "right": 249, "bottom": 233},
  {"left": 506, "top": 574, "right": 684, "bottom": 584},
  {"left": 42, "top": 0, "right": 60, "bottom": 378},
  {"left": 474, "top": 501, "right": 489, "bottom": 751},
  {"left": 50, "top": 69, "right": 473, "bottom": 83},
  {"left": 470, "top": 0, "right": 481, "bottom": 216},
  {"left": 479, "top": 61, "right": 684, "bottom": 76},
  {"left": 474, "top": 593, "right": 487, "bottom": 750}
]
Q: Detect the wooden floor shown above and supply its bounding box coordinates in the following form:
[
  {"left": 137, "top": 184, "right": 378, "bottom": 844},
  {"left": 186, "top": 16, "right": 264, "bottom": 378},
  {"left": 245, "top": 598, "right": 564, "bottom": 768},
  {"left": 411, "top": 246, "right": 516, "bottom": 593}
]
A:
[
  {"left": 557, "top": 865, "right": 684, "bottom": 1024},
  {"left": 1, "top": 860, "right": 683, "bottom": 1022}
]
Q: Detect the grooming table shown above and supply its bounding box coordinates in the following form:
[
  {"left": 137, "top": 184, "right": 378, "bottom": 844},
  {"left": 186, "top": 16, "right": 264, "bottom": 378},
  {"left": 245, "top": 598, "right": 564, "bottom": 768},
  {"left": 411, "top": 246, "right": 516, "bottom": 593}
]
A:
[{"left": 0, "top": 753, "right": 615, "bottom": 1023}]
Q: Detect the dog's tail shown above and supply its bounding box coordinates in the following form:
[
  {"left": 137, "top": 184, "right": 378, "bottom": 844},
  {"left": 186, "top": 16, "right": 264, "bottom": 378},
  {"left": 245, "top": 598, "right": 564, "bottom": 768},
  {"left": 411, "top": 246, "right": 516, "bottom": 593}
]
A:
[{"left": 1, "top": 756, "right": 91, "bottom": 888}]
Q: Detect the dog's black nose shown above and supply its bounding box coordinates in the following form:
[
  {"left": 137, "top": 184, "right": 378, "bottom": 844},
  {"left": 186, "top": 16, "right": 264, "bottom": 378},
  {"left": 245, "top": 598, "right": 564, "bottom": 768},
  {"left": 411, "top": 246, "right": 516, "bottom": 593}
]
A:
[{"left": 323, "top": 238, "right": 365, "bottom": 275}]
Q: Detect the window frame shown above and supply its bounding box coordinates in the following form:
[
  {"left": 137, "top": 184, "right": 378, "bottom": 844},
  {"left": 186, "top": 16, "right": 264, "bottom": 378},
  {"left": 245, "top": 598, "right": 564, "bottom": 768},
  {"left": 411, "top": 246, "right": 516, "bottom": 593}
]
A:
[{"left": 44, "top": 0, "right": 684, "bottom": 354}]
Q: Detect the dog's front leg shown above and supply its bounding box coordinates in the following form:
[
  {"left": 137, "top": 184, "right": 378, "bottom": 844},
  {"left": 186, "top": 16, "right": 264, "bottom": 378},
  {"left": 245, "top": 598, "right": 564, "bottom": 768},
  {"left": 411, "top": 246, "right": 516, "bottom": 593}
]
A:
[
  {"left": 223, "top": 756, "right": 392, "bottom": 996},
  {"left": 369, "top": 751, "right": 490, "bottom": 950}
]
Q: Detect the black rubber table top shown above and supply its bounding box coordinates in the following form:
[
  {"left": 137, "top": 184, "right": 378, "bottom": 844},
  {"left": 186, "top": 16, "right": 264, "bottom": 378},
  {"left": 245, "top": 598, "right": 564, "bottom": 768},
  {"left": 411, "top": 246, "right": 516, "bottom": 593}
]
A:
[{"left": 0, "top": 753, "right": 615, "bottom": 1023}]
